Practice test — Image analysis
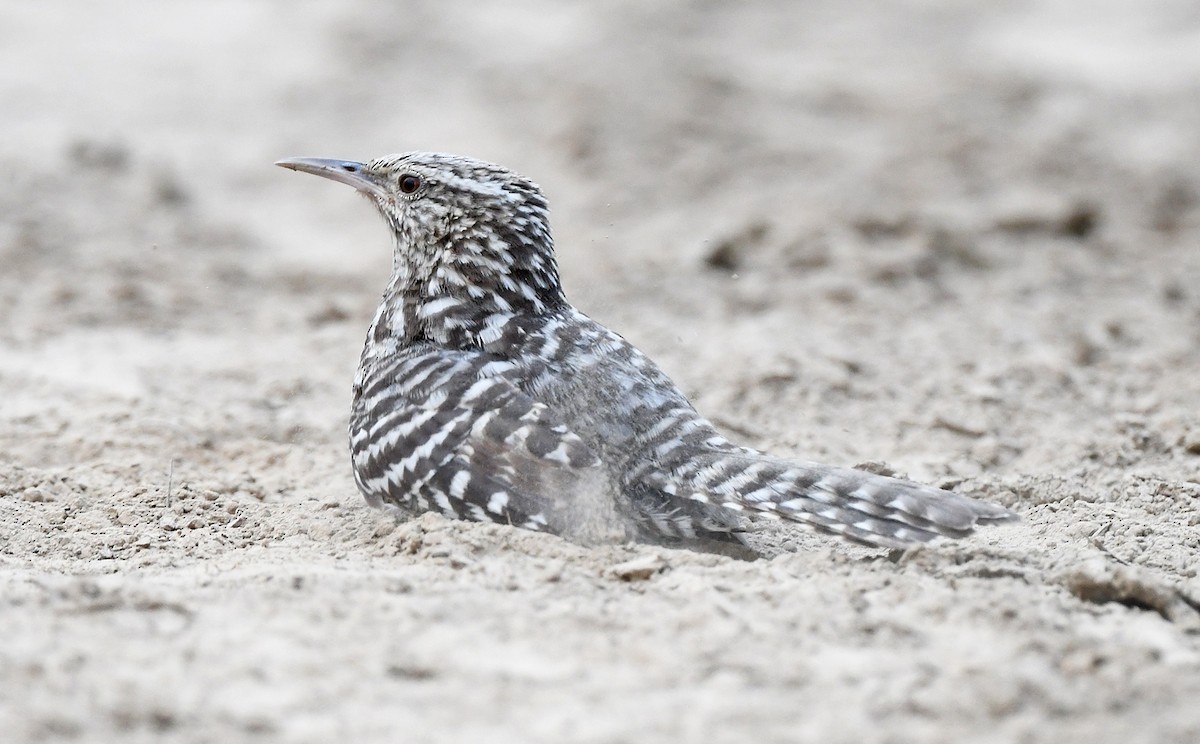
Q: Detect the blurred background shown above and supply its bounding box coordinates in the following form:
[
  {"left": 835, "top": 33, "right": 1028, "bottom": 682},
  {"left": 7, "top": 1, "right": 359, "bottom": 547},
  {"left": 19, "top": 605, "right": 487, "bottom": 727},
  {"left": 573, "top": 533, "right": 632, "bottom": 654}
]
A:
[
  {"left": 3, "top": 0, "right": 1198, "bottom": 469},
  {"left": 2, "top": 2, "right": 1200, "bottom": 742}
]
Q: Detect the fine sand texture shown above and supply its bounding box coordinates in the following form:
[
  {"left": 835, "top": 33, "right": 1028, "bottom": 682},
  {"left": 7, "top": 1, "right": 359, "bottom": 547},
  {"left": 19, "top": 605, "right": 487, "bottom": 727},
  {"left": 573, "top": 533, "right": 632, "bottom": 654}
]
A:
[{"left": 2, "top": 2, "right": 1200, "bottom": 742}]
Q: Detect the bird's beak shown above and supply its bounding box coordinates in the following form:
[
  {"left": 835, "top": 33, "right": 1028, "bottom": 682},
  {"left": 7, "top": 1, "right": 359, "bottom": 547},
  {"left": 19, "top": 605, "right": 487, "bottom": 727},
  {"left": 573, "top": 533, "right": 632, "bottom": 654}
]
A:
[{"left": 275, "top": 157, "right": 388, "bottom": 199}]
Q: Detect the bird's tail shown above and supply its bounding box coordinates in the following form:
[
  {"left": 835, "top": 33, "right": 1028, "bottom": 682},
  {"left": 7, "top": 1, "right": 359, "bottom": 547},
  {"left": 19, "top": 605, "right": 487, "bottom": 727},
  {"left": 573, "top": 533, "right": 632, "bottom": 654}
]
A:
[{"left": 650, "top": 451, "right": 1017, "bottom": 549}]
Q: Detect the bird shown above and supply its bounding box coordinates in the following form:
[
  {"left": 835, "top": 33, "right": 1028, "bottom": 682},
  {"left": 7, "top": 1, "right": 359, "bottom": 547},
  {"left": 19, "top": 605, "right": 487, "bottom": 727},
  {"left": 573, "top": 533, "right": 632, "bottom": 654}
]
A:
[{"left": 276, "top": 152, "right": 1017, "bottom": 552}]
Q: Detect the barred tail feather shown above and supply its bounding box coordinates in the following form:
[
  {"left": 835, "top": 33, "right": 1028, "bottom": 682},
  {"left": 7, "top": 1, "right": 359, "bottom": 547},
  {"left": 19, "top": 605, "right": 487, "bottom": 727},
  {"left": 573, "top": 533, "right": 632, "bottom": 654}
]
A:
[{"left": 658, "top": 452, "right": 1017, "bottom": 549}]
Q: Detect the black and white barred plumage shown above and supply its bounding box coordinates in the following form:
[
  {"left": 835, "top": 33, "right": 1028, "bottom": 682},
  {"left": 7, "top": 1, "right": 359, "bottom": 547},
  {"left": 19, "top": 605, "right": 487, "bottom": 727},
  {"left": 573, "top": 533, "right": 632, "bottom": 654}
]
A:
[{"left": 276, "top": 152, "right": 1017, "bottom": 550}]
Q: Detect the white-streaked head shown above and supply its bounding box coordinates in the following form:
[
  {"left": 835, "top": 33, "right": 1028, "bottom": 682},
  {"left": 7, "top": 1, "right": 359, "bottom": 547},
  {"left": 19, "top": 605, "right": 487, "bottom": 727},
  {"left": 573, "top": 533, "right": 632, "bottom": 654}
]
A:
[{"left": 277, "top": 152, "right": 564, "bottom": 313}]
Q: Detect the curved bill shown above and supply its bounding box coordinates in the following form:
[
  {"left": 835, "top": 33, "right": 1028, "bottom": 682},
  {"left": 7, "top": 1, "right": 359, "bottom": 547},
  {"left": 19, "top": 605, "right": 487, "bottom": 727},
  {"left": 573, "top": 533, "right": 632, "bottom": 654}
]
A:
[{"left": 275, "top": 157, "right": 388, "bottom": 198}]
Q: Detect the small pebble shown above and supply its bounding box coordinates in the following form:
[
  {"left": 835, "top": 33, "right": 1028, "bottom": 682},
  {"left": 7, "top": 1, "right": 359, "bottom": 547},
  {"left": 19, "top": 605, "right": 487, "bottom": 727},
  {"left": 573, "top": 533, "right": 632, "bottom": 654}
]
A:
[
  {"left": 609, "top": 554, "right": 666, "bottom": 581},
  {"left": 1182, "top": 431, "right": 1200, "bottom": 455}
]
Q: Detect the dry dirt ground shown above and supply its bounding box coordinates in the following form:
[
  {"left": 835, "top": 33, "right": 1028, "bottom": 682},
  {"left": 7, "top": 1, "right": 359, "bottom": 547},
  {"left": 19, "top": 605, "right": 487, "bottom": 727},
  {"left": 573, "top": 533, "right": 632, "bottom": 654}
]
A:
[{"left": 2, "top": 2, "right": 1200, "bottom": 743}]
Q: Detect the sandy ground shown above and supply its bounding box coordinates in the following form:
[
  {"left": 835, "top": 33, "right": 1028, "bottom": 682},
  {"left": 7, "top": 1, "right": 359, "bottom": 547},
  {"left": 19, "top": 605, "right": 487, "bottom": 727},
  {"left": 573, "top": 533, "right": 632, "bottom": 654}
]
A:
[{"left": 2, "top": 1, "right": 1200, "bottom": 742}]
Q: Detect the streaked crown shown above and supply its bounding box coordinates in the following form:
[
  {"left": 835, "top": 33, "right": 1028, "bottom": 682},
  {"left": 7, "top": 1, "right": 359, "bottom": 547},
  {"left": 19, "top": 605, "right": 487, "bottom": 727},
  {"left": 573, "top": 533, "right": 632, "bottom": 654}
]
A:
[{"left": 278, "top": 152, "right": 565, "bottom": 316}]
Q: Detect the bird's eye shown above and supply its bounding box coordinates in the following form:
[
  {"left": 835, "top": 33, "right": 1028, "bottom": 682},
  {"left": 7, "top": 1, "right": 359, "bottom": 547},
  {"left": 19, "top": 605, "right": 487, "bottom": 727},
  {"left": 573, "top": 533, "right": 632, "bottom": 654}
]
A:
[{"left": 398, "top": 174, "right": 421, "bottom": 194}]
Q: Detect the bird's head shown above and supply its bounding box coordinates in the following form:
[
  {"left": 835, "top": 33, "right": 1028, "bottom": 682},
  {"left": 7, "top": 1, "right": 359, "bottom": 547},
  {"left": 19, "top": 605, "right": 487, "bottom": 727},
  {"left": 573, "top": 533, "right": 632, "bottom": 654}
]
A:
[{"left": 276, "top": 152, "right": 565, "bottom": 315}]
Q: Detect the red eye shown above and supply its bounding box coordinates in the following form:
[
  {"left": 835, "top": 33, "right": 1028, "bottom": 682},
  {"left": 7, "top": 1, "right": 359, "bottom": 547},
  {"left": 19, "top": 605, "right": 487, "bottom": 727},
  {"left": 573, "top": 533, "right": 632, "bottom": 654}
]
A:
[{"left": 399, "top": 174, "right": 421, "bottom": 194}]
